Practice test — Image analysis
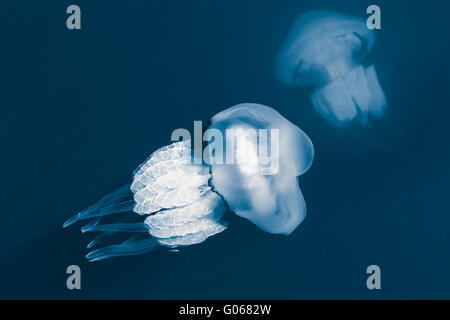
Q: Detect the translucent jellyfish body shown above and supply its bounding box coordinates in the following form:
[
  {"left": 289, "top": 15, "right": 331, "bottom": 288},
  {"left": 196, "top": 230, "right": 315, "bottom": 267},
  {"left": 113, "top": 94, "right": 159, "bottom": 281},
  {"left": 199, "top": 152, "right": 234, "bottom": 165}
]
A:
[
  {"left": 275, "top": 10, "right": 387, "bottom": 127},
  {"left": 64, "top": 103, "right": 314, "bottom": 261},
  {"left": 207, "top": 104, "right": 314, "bottom": 235}
]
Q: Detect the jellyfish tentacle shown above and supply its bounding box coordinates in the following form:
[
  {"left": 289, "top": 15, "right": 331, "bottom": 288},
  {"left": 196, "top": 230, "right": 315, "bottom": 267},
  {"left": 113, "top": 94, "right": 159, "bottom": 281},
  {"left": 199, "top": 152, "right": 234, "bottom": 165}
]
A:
[
  {"left": 86, "top": 237, "right": 160, "bottom": 262},
  {"left": 81, "top": 222, "right": 149, "bottom": 233},
  {"left": 88, "top": 184, "right": 132, "bottom": 207},
  {"left": 87, "top": 232, "right": 114, "bottom": 249},
  {"left": 63, "top": 184, "right": 133, "bottom": 228},
  {"left": 84, "top": 216, "right": 102, "bottom": 227},
  {"left": 63, "top": 200, "right": 134, "bottom": 227},
  {"left": 86, "top": 217, "right": 131, "bottom": 248}
]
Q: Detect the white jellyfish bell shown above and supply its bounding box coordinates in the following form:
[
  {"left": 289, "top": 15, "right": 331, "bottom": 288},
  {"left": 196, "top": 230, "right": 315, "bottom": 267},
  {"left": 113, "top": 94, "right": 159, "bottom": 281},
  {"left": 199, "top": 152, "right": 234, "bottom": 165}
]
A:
[
  {"left": 275, "top": 10, "right": 387, "bottom": 127},
  {"left": 64, "top": 103, "right": 314, "bottom": 261}
]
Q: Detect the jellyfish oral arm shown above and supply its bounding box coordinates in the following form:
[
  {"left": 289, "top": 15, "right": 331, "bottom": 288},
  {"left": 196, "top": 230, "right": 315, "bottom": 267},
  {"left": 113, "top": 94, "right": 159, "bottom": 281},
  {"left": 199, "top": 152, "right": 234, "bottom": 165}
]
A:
[
  {"left": 64, "top": 140, "right": 228, "bottom": 261},
  {"left": 311, "top": 65, "right": 387, "bottom": 126}
]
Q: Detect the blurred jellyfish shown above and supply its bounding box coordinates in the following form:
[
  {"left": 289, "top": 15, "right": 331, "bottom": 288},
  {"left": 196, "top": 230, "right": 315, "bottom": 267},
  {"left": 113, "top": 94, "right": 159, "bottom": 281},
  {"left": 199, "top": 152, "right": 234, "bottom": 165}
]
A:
[
  {"left": 64, "top": 103, "right": 314, "bottom": 261},
  {"left": 275, "top": 10, "right": 387, "bottom": 127}
]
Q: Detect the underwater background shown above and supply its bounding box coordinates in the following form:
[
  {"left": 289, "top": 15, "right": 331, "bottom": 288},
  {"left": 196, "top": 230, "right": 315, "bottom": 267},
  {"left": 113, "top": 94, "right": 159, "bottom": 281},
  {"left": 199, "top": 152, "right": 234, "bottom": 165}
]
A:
[{"left": 1, "top": 0, "right": 450, "bottom": 299}]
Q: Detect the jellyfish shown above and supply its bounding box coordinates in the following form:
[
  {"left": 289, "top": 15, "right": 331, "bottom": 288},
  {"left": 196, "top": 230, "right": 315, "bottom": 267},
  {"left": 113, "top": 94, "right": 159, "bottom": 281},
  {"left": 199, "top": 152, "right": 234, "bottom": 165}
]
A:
[
  {"left": 275, "top": 10, "right": 387, "bottom": 127},
  {"left": 64, "top": 103, "right": 314, "bottom": 261}
]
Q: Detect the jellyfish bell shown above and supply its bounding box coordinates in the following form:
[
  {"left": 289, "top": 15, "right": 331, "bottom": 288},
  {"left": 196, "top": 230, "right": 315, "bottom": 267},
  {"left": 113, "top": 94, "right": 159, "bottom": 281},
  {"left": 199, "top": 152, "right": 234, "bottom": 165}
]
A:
[
  {"left": 64, "top": 103, "right": 314, "bottom": 261},
  {"left": 275, "top": 10, "right": 387, "bottom": 127},
  {"left": 275, "top": 10, "right": 375, "bottom": 87},
  {"left": 206, "top": 103, "right": 313, "bottom": 235}
]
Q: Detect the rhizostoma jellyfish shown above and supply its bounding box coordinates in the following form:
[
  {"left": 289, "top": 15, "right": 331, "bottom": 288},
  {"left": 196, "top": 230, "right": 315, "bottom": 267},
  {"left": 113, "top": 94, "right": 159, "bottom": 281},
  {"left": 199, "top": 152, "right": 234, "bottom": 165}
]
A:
[
  {"left": 275, "top": 10, "right": 387, "bottom": 127},
  {"left": 64, "top": 103, "right": 314, "bottom": 261}
]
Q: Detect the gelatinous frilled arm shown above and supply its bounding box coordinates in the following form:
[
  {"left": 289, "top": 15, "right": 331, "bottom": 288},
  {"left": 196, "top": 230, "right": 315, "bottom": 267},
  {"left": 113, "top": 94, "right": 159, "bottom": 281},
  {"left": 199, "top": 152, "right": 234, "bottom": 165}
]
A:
[
  {"left": 63, "top": 184, "right": 134, "bottom": 228},
  {"left": 131, "top": 140, "right": 212, "bottom": 214},
  {"left": 145, "top": 191, "right": 227, "bottom": 244},
  {"left": 64, "top": 140, "right": 228, "bottom": 261},
  {"left": 311, "top": 65, "right": 387, "bottom": 127},
  {"left": 130, "top": 140, "right": 228, "bottom": 246}
]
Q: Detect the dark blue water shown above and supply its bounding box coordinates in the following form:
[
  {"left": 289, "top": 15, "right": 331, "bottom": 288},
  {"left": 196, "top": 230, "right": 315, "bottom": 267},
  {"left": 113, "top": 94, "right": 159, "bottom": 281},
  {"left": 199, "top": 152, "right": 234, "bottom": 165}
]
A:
[{"left": 1, "top": 0, "right": 450, "bottom": 299}]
